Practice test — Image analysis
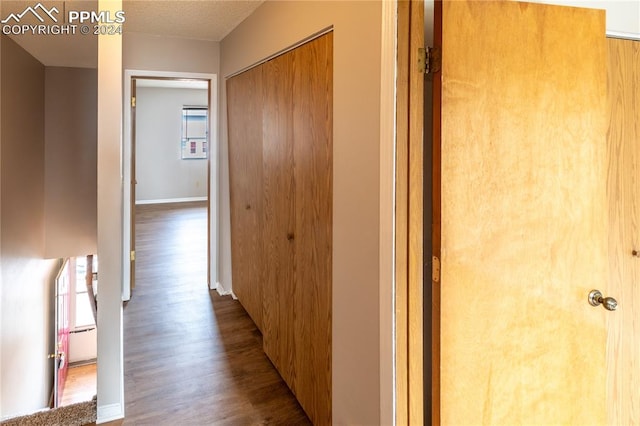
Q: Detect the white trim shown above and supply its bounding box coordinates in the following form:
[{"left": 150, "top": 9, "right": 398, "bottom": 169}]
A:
[
  {"left": 606, "top": 30, "right": 640, "bottom": 41},
  {"left": 379, "top": 1, "right": 398, "bottom": 425},
  {"left": 215, "top": 281, "right": 235, "bottom": 298},
  {"left": 96, "top": 402, "right": 124, "bottom": 424},
  {"left": 122, "top": 70, "right": 218, "bottom": 302},
  {"left": 135, "top": 197, "right": 207, "bottom": 205}
]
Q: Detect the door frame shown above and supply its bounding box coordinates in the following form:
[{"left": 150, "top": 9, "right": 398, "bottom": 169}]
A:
[
  {"left": 395, "top": 0, "right": 428, "bottom": 424},
  {"left": 122, "top": 69, "right": 218, "bottom": 301}
]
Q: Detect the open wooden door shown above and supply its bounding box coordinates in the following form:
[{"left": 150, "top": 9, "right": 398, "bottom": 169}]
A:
[{"left": 427, "top": 1, "right": 609, "bottom": 423}]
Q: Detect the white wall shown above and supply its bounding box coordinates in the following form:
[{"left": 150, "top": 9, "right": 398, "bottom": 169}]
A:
[
  {"left": 0, "top": 27, "right": 3, "bottom": 423},
  {"left": 0, "top": 36, "right": 59, "bottom": 419},
  {"left": 135, "top": 87, "right": 208, "bottom": 203},
  {"left": 44, "top": 67, "right": 98, "bottom": 258},
  {"left": 124, "top": 32, "right": 220, "bottom": 74},
  {"left": 69, "top": 329, "right": 97, "bottom": 363},
  {"left": 532, "top": 0, "right": 640, "bottom": 39},
  {"left": 96, "top": 0, "right": 124, "bottom": 420}
]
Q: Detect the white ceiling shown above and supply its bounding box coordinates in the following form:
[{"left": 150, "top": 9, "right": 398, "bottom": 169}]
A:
[{"left": 1, "top": 0, "right": 264, "bottom": 68}]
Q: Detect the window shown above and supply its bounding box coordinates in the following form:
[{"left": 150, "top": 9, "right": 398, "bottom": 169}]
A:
[
  {"left": 181, "top": 107, "right": 208, "bottom": 159},
  {"left": 74, "top": 256, "right": 97, "bottom": 329}
]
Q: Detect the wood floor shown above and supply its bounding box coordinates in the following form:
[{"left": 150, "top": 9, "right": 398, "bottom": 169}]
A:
[
  {"left": 61, "top": 363, "right": 97, "bottom": 407},
  {"left": 121, "top": 202, "right": 310, "bottom": 425}
]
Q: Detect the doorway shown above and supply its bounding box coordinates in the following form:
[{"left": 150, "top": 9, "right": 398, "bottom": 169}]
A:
[{"left": 122, "top": 71, "right": 218, "bottom": 301}]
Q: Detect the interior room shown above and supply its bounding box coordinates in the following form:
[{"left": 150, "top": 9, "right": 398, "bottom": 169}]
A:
[{"left": 0, "top": 1, "right": 638, "bottom": 425}]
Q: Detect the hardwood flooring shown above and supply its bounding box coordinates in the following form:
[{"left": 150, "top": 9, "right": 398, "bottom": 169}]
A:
[
  {"left": 61, "top": 363, "right": 97, "bottom": 407},
  {"left": 122, "top": 202, "right": 310, "bottom": 425}
]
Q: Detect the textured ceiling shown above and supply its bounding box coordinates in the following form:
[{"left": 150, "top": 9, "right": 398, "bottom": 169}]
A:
[
  {"left": 123, "top": 0, "right": 265, "bottom": 41},
  {"left": 1, "top": 0, "right": 264, "bottom": 67}
]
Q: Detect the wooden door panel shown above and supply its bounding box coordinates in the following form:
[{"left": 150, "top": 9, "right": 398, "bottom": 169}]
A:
[
  {"left": 227, "top": 34, "right": 333, "bottom": 425},
  {"left": 439, "top": 1, "right": 607, "bottom": 424},
  {"left": 227, "top": 66, "right": 264, "bottom": 331},
  {"left": 292, "top": 33, "right": 333, "bottom": 426},
  {"left": 606, "top": 37, "right": 640, "bottom": 425},
  {"left": 261, "top": 51, "right": 296, "bottom": 385}
]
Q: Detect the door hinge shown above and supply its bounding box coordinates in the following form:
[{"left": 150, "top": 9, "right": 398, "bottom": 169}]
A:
[
  {"left": 432, "top": 256, "right": 440, "bottom": 283},
  {"left": 130, "top": 250, "right": 136, "bottom": 262},
  {"left": 418, "top": 46, "right": 441, "bottom": 75},
  {"left": 131, "top": 96, "right": 136, "bottom": 108}
]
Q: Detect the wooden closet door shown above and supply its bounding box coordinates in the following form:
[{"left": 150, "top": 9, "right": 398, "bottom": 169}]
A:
[
  {"left": 606, "top": 37, "right": 640, "bottom": 425},
  {"left": 228, "top": 33, "right": 333, "bottom": 426},
  {"left": 261, "top": 50, "right": 296, "bottom": 384},
  {"left": 227, "top": 66, "right": 265, "bottom": 331},
  {"left": 292, "top": 33, "right": 333, "bottom": 426}
]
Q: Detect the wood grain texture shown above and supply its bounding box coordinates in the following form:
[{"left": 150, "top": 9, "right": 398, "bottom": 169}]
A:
[
  {"left": 292, "top": 33, "right": 333, "bottom": 426},
  {"left": 227, "top": 33, "right": 333, "bottom": 425},
  {"left": 394, "top": 2, "right": 410, "bottom": 424},
  {"left": 440, "top": 1, "right": 607, "bottom": 424},
  {"left": 227, "top": 67, "right": 265, "bottom": 331},
  {"left": 606, "top": 37, "right": 640, "bottom": 425},
  {"left": 431, "top": 2, "right": 442, "bottom": 424},
  {"left": 124, "top": 202, "right": 310, "bottom": 425},
  {"left": 407, "top": 2, "right": 424, "bottom": 424},
  {"left": 61, "top": 363, "right": 96, "bottom": 407},
  {"left": 261, "top": 50, "right": 296, "bottom": 388}
]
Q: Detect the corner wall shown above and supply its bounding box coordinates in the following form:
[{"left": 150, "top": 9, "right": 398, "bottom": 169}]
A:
[
  {"left": 44, "top": 66, "right": 98, "bottom": 259},
  {"left": 220, "top": 2, "right": 384, "bottom": 423},
  {"left": 96, "top": 0, "right": 124, "bottom": 420},
  {"left": 0, "top": 35, "right": 59, "bottom": 419}
]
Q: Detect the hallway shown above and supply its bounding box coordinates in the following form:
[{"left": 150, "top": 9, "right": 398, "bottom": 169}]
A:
[{"left": 122, "top": 202, "right": 310, "bottom": 424}]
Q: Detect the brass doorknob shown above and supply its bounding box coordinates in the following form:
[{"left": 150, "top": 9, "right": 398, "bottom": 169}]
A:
[{"left": 588, "top": 290, "right": 618, "bottom": 311}]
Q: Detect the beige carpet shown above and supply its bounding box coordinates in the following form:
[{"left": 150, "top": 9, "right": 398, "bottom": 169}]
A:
[{"left": 1, "top": 397, "right": 96, "bottom": 426}]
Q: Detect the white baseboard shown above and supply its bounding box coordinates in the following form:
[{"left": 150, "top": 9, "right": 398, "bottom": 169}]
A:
[
  {"left": 135, "top": 197, "right": 207, "bottom": 205},
  {"left": 216, "top": 282, "right": 236, "bottom": 299},
  {"left": 216, "top": 282, "right": 230, "bottom": 295},
  {"left": 97, "top": 403, "right": 124, "bottom": 424}
]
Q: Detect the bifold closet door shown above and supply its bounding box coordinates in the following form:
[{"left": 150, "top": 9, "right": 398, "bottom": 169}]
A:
[
  {"left": 291, "top": 34, "right": 333, "bottom": 425},
  {"left": 262, "top": 33, "right": 333, "bottom": 425},
  {"left": 262, "top": 49, "right": 296, "bottom": 384},
  {"left": 227, "top": 32, "right": 333, "bottom": 425},
  {"left": 227, "top": 65, "right": 264, "bottom": 331}
]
